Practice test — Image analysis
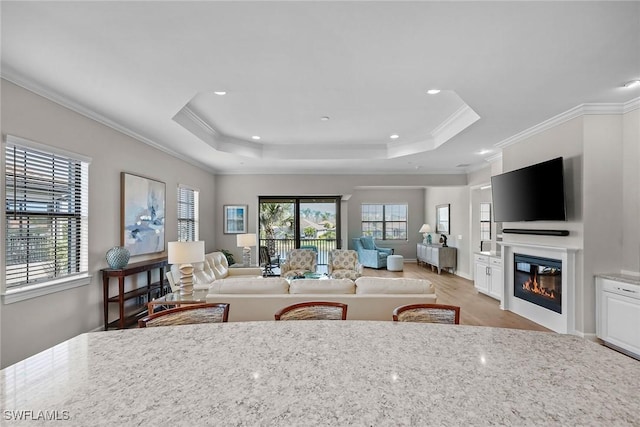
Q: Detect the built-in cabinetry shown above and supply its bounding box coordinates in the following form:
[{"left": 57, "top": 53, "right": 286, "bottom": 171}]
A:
[
  {"left": 102, "top": 258, "right": 169, "bottom": 330},
  {"left": 417, "top": 243, "right": 457, "bottom": 274},
  {"left": 596, "top": 275, "right": 640, "bottom": 360},
  {"left": 474, "top": 253, "right": 503, "bottom": 300}
]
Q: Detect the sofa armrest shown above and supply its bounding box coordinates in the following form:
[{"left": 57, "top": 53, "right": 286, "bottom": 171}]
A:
[
  {"left": 377, "top": 247, "right": 393, "bottom": 255},
  {"left": 358, "top": 249, "right": 380, "bottom": 265},
  {"left": 227, "top": 267, "right": 263, "bottom": 277}
]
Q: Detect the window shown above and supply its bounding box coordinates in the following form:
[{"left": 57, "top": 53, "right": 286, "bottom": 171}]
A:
[
  {"left": 480, "top": 202, "right": 491, "bottom": 241},
  {"left": 177, "top": 185, "right": 199, "bottom": 241},
  {"left": 4, "top": 136, "right": 90, "bottom": 297},
  {"left": 361, "top": 204, "right": 407, "bottom": 240}
]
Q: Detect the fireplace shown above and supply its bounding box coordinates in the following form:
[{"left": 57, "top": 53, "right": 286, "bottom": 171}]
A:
[{"left": 514, "top": 254, "right": 562, "bottom": 314}]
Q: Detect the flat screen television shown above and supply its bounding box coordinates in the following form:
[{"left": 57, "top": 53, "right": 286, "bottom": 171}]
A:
[{"left": 491, "top": 157, "right": 566, "bottom": 222}]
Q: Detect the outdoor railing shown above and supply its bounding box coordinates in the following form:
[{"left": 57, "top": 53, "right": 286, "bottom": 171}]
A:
[{"left": 259, "top": 238, "right": 337, "bottom": 265}]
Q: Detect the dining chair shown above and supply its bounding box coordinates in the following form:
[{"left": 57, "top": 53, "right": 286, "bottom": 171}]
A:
[
  {"left": 274, "top": 301, "right": 348, "bottom": 321},
  {"left": 392, "top": 303, "right": 460, "bottom": 324},
  {"left": 138, "top": 303, "right": 230, "bottom": 327}
]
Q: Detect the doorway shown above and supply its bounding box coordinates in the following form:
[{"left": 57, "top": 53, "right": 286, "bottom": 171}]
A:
[{"left": 258, "top": 196, "right": 341, "bottom": 267}]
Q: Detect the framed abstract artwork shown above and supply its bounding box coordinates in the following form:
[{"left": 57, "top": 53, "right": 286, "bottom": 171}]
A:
[
  {"left": 224, "top": 205, "right": 248, "bottom": 234},
  {"left": 121, "top": 172, "right": 166, "bottom": 255}
]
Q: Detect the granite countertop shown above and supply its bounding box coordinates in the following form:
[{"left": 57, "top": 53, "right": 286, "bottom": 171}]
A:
[
  {"left": 2, "top": 321, "right": 639, "bottom": 425},
  {"left": 475, "top": 250, "right": 501, "bottom": 257},
  {"left": 596, "top": 273, "right": 640, "bottom": 286}
]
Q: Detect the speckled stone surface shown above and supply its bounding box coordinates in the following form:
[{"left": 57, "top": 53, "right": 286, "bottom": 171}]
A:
[
  {"left": 596, "top": 273, "right": 640, "bottom": 286},
  {"left": 2, "top": 321, "right": 640, "bottom": 426}
]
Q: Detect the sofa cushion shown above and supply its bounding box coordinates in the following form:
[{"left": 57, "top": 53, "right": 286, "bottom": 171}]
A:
[
  {"left": 360, "top": 236, "right": 375, "bottom": 250},
  {"left": 355, "top": 277, "right": 435, "bottom": 294},
  {"left": 289, "top": 279, "right": 355, "bottom": 294},
  {"left": 209, "top": 278, "right": 289, "bottom": 294},
  {"left": 205, "top": 252, "right": 230, "bottom": 279}
]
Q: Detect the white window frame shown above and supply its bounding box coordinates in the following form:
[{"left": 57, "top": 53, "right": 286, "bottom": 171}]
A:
[
  {"left": 480, "top": 202, "right": 491, "bottom": 241},
  {"left": 2, "top": 135, "right": 92, "bottom": 304},
  {"left": 361, "top": 203, "right": 408, "bottom": 241},
  {"left": 177, "top": 184, "right": 199, "bottom": 242}
]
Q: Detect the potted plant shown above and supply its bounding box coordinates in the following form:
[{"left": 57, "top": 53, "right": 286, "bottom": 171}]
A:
[{"left": 217, "top": 249, "right": 236, "bottom": 265}]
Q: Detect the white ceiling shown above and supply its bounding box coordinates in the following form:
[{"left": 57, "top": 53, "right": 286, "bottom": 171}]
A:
[{"left": 2, "top": 1, "right": 639, "bottom": 175}]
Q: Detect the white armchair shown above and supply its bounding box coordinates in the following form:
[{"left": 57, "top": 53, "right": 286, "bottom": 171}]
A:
[
  {"left": 280, "top": 249, "right": 318, "bottom": 278},
  {"left": 328, "top": 249, "right": 362, "bottom": 280}
]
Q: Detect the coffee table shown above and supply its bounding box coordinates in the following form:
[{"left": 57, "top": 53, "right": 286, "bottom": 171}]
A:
[{"left": 147, "top": 288, "right": 209, "bottom": 313}]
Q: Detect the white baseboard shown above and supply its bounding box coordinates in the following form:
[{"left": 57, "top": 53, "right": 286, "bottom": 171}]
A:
[{"left": 455, "top": 271, "right": 473, "bottom": 281}]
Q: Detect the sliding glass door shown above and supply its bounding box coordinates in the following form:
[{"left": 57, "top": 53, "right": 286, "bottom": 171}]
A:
[{"left": 259, "top": 196, "right": 341, "bottom": 267}]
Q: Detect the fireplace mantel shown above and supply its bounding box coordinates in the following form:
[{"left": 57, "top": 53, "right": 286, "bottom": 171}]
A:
[{"left": 499, "top": 242, "right": 579, "bottom": 334}]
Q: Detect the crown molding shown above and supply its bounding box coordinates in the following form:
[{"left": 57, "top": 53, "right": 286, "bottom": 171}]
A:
[
  {"left": 623, "top": 97, "right": 640, "bottom": 114},
  {"left": 432, "top": 104, "right": 481, "bottom": 148},
  {"left": 485, "top": 152, "right": 502, "bottom": 163},
  {"left": 0, "top": 68, "right": 217, "bottom": 174},
  {"left": 496, "top": 97, "right": 640, "bottom": 149},
  {"left": 176, "top": 98, "right": 477, "bottom": 161}
]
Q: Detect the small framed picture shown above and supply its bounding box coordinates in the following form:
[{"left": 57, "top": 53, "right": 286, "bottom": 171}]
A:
[{"left": 224, "top": 205, "right": 248, "bottom": 234}]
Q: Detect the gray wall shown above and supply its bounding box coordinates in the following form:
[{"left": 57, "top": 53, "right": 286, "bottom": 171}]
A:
[
  {"left": 0, "top": 80, "right": 217, "bottom": 367},
  {"left": 212, "top": 174, "right": 466, "bottom": 263},
  {"left": 622, "top": 109, "right": 640, "bottom": 273},
  {"left": 500, "top": 109, "right": 639, "bottom": 336},
  {"left": 424, "top": 186, "right": 472, "bottom": 279}
]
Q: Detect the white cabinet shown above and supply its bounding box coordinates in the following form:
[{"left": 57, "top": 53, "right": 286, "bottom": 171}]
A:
[
  {"left": 489, "top": 258, "right": 503, "bottom": 299},
  {"left": 474, "top": 253, "right": 502, "bottom": 300},
  {"left": 596, "top": 276, "right": 640, "bottom": 359},
  {"left": 474, "top": 257, "right": 489, "bottom": 293}
]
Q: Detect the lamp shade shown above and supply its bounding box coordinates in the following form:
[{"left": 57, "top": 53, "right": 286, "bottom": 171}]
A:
[
  {"left": 419, "top": 224, "right": 432, "bottom": 233},
  {"left": 168, "top": 241, "right": 205, "bottom": 264},
  {"left": 237, "top": 233, "right": 257, "bottom": 248}
]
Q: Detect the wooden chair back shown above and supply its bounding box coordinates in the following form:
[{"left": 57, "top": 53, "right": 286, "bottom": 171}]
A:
[
  {"left": 138, "top": 303, "right": 230, "bottom": 328},
  {"left": 392, "top": 303, "right": 460, "bottom": 324},
  {"left": 274, "top": 301, "right": 348, "bottom": 321}
]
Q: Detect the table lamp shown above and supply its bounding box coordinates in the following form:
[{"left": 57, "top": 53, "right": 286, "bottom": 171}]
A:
[
  {"left": 419, "top": 224, "right": 432, "bottom": 244},
  {"left": 237, "top": 233, "right": 257, "bottom": 266},
  {"left": 168, "top": 241, "right": 205, "bottom": 295}
]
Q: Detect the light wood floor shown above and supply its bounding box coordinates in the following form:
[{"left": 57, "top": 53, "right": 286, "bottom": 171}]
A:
[{"left": 362, "top": 261, "right": 551, "bottom": 332}]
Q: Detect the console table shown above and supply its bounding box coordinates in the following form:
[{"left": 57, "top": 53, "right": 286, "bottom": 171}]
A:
[
  {"left": 102, "top": 258, "right": 169, "bottom": 330},
  {"left": 417, "top": 243, "right": 457, "bottom": 274}
]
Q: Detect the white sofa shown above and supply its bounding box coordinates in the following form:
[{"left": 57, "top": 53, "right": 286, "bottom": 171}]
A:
[
  {"left": 167, "top": 251, "right": 262, "bottom": 291},
  {"left": 205, "top": 276, "right": 437, "bottom": 322}
]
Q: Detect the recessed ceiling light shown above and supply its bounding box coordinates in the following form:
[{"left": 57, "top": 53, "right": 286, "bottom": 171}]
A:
[
  {"left": 251, "top": 136, "right": 261, "bottom": 140},
  {"left": 213, "top": 91, "right": 227, "bottom": 95},
  {"left": 427, "top": 89, "right": 441, "bottom": 95},
  {"left": 623, "top": 80, "right": 640, "bottom": 89},
  {"left": 478, "top": 149, "right": 492, "bottom": 155},
  {"left": 390, "top": 134, "right": 399, "bottom": 139},
  {"left": 320, "top": 116, "right": 330, "bottom": 121}
]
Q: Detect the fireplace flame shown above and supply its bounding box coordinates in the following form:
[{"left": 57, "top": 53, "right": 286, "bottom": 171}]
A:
[{"left": 522, "top": 271, "right": 558, "bottom": 300}]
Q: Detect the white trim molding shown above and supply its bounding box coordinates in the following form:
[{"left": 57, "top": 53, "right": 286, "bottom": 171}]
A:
[
  {"left": 496, "top": 97, "right": 640, "bottom": 149},
  {"left": 2, "top": 274, "right": 92, "bottom": 304}
]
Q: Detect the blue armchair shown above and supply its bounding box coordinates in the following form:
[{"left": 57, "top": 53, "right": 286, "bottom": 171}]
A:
[{"left": 352, "top": 236, "right": 393, "bottom": 269}]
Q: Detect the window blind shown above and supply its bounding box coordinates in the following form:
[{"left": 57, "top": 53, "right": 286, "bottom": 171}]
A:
[
  {"left": 177, "top": 185, "right": 199, "bottom": 241},
  {"left": 4, "top": 138, "right": 89, "bottom": 289}
]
